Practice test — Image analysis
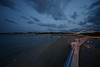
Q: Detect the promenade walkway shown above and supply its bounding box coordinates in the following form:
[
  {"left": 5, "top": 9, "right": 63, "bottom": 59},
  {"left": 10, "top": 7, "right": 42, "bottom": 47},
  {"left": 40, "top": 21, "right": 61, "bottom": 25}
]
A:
[{"left": 64, "top": 36, "right": 89, "bottom": 67}]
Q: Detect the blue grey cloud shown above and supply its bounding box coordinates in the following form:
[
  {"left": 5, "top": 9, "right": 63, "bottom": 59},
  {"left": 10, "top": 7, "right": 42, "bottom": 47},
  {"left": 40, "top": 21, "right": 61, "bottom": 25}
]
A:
[
  {"left": 57, "top": 24, "right": 67, "bottom": 28},
  {"left": 30, "top": 16, "right": 40, "bottom": 22},
  {"left": 37, "top": 23, "right": 57, "bottom": 28},
  {"left": 58, "top": 29, "right": 69, "bottom": 33},
  {"left": 0, "top": 0, "right": 17, "bottom": 10},
  {"left": 47, "top": 28, "right": 55, "bottom": 32},
  {"left": 36, "top": 22, "right": 67, "bottom": 28},
  {"left": 86, "top": 0, "right": 100, "bottom": 26},
  {"left": 70, "top": 12, "right": 79, "bottom": 20},
  {"left": 20, "top": 16, "right": 30, "bottom": 20},
  {"left": 78, "top": 21, "right": 86, "bottom": 25},
  {"left": 67, "top": 20, "right": 76, "bottom": 24},
  {"left": 4, "top": 18, "right": 17, "bottom": 24},
  {"left": 27, "top": 21, "right": 35, "bottom": 24},
  {"left": 25, "top": 0, "right": 70, "bottom": 20},
  {"left": 68, "top": 28, "right": 82, "bottom": 33},
  {"left": 92, "top": 27, "right": 100, "bottom": 31},
  {"left": 58, "top": 28, "right": 83, "bottom": 33},
  {"left": 89, "top": 0, "right": 100, "bottom": 9}
]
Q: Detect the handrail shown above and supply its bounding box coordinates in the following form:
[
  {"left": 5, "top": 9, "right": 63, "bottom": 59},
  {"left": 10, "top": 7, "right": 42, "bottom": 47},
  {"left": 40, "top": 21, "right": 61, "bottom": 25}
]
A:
[
  {"left": 63, "top": 45, "right": 75, "bottom": 67},
  {"left": 64, "top": 36, "right": 89, "bottom": 67}
]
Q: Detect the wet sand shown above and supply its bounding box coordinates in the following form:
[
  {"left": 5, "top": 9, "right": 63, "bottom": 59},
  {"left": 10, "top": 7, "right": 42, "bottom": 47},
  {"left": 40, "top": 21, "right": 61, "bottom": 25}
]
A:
[{"left": 8, "top": 36, "right": 76, "bottom": 67}]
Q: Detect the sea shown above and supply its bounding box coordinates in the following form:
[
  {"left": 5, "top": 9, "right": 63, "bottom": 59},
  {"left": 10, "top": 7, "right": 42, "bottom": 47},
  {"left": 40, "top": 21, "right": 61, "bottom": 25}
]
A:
[{"left": 0, "top": 35, "right": 60, "bottom": 67}]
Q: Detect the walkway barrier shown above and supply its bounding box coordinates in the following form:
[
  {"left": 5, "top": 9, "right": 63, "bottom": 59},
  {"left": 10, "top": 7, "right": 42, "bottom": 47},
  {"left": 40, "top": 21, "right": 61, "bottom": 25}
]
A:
[
  {"left": 63, "top": 44, "right": 75, "bottom": 67},
  {"left": 64, "top": 36, "right": 89, "bottom": 67}
]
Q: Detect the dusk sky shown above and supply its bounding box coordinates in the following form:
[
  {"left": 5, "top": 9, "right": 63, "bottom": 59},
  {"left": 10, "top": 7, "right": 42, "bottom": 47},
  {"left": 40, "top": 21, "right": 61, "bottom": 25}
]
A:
[{"left": 0, "top": 0, "right": 100, "bottom": 33}]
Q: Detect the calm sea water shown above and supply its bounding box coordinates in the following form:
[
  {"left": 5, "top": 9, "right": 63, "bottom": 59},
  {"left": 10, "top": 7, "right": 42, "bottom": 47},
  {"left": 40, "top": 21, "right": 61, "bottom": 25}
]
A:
[{"left": 0, "top": 35, "right": 59, "bottom": 67}]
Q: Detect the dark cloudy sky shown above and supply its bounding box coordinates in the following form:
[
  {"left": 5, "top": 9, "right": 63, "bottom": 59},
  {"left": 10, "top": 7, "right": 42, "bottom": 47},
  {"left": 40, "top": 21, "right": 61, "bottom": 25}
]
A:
[{"left": 0, "top": 0, "right": 100, "bottom": 33}]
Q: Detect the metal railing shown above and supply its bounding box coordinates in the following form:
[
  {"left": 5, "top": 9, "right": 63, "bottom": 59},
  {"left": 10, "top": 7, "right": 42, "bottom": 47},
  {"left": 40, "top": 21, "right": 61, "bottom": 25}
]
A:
[
  {"left": 64, "top": 36, "right": 89, "bottom": 67},
  {"left": 63, "top": 45, "right": 75, "bottom": 67}
]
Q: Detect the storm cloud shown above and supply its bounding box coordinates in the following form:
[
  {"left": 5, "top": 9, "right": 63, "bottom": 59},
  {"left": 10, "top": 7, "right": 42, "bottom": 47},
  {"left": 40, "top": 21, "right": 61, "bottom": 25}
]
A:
[
  {"left": 36, "top": 22, "right": 67, "bottom": 29},
  {"left": 0, "top": 0, "right": 99, "bottom": 33},
  {"left": 4, "top": 18, "right": 17, "bottom": 24},
  {"left": 89, "top": 0, "right": 100, "bottom": 9},
  {"left": 31, "top": 16, "right": 40, "bottom": 22},
  {"left": 78, "top": 21, "right": 86, "bottom": 25},
  {"left": 47, "top": 28, "right": 55, "bottom": 32},
  {"left": 27, "top": 21, "right": 35, "bottom": 24},
  {"left": 0, "top": 0, "right": 17, "bottom": 10},
  {"left": 86, "top": 0, "right": 100, "bottom": 26},
  {"left": 70, "top": 12, "right": 79, "bottom": 20},
  {"left": 25, "top": 0, "right": 70, "bottom": 20},
  {"left": 58, "top": 28, "right": 83, "bottom": 33},
  {"left": 20, "top": 16, "right": 30, "bottom": 20},
  {"left": 68, "top": 28, "right": 82, "bottom": 33}
]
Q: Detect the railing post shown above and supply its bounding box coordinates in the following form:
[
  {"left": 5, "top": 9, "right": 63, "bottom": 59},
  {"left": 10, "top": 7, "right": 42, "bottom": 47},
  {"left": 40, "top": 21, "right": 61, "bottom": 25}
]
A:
[
  {"left": 74, "top": 38, "right": 79, "bottom": 54},
  {"left": 80, "top": 38, "right": 83, "bottom": 42},
  {"left": 75, "top": 38, "right": 79, "bottom": 43},
  {"left": 74, "top": 43, "right": 78, "bottom": 54}
]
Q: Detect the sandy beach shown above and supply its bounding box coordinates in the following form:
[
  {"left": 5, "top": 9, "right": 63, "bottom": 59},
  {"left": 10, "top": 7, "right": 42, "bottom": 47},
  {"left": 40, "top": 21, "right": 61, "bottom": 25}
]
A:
[{"left": 8, "top": 36, "right": 76, "bottom": 67}]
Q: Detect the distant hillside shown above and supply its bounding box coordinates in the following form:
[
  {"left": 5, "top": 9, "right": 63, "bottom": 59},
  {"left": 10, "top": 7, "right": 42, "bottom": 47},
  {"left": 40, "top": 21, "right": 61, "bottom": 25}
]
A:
[{"left": 80, "top": 32, "right": 100, "bottom": 36}]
